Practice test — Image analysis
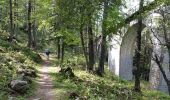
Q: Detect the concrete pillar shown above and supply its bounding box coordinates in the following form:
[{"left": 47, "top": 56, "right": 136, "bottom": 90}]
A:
[
  {"left": 108, "top": 34, "right": 121, "bottom": 75},
  {"left": 149, "top": 27, "right": 170, "bottom": 94},
  {"left": 119, "top": 26, "right": 138, "bottom": 80}
]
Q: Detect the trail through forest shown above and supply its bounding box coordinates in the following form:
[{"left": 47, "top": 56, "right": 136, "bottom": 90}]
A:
[{"left": 28, "top": 59, "right": 60, "bottom": 100}]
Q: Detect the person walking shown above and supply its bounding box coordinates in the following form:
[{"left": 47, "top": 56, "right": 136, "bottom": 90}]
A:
[{"left": 45, "top": 48, "right": 50, "bottom": 60}]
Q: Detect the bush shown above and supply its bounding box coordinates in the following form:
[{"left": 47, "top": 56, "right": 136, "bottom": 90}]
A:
[
  {"left": 0, "top": 30, "right": 10, "bottom": 40},
  {"left": 0, "top": 64, "right": 16, "bottom": 91},
  {"left": 21, "top": 48, "right": 43, "bottom": 63},
  {"left": 0, "top": 46, "right": 5, "bottom": 53}
]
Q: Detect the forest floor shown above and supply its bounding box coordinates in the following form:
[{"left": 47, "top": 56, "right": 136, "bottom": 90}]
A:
[
  {"left": 25, "top": 54, "right": 170, "bottom": 100},
  {"left": 28, "top": 54, "right": 61, "bottom": 100}
]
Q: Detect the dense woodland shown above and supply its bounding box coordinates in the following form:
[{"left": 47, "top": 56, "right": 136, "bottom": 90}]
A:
[{"left": 0, "top": 0, "right": 170, "bottom": 99}]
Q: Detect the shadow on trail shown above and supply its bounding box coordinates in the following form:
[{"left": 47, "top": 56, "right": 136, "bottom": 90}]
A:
[{"left": 28, "top": 58, "right": 60, "bottom": 100}]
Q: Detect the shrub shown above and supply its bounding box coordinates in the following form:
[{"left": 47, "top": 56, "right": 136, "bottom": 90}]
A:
[
  {"left": 21, "top": 48, "right": 43, "bottom": 63},
  {"left": 0, "top": 64, "right": 16, "bottom": 91}
]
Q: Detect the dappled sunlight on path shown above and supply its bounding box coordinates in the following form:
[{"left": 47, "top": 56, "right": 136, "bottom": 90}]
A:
[{"left": 28, "top": 58, "right": 60, "bottom": 100}]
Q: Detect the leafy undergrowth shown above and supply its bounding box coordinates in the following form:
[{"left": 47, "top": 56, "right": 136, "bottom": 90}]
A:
[
  {"left": 51, "top": 68, "right": 170, "bottom": 100},
  {"left": 0, "top": 39, "right": 42, "bottom": 99}
]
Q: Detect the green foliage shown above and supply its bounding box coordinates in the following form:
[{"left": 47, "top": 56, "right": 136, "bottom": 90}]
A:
[
  {"left": 0, "top": 39, "right": 39, "bottom": 99},
  {"left": 0, "top": 0, "right": 170, "bottom": 99},
  {"left": 21, "top": 48, "right": 43, "bottom": 64},
  {"left": 106, "top": 4, "right": 124, "bottom": 34},
  {"left": 0, "top": 50, "right": 38, "bottom": 95},
  {"left": 0, "top": 92, "right": 8, "bottom": 100},
  {"left": 0, "top": 39, "right": 43, "bottom": 64},
  {"left": 52, "top": 67, "right": 170, "bottom": 99},
  {"left": 51, "top": 52, "right": 170, "bottom": 99},
  {"left": 14, "top": 52, "right": 27, "bottom": 63},
  {"left": 61, "top": 53, "right": 86, "bottom": 69},
  {"left": 0, "top": 62, "right": 16, "bottom": 91},
  {"left": 53, "top": 29, "right": 81, "bottom": 46},
  {"left": 0, "top": 29, "right": 10, "bottom": 40}
]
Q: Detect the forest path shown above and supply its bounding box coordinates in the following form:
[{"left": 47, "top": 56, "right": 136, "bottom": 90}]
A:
[{"left": 28, "top": 55, "right": 61, "bottom": 100}]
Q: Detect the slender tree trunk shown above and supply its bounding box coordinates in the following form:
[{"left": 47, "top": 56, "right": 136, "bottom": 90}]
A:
[
  {"left": 161, "top": 11, "right": 170, "bottom": 71},
  {"left": 97, "top": 1, "right": 108, "bottom": 76},
  {"left": 32, "top": 21, "right": 37, "bottom": 48},
  {"left": 57, "top": 37, "right": 61, "bottom": 59},
  {"left": 9, "top": 0, "right": 13, "bottom": 42},
  {"left": 85, "top": 26, "right": 88, "bottom": 58},
  {"left": 160, "top": 11, "right": 170, "bottom": 95},
  {"left": 61, "top": 40, "right": 65, "bottom": 63},
  {"left": 154, "top": 55, "right": 170, "bottom": 95},
  {"left": 158, "top": 64, "right": 170, "bottom": 95},
  {"left": 14, "top": 0, "right": 16, "bottom": 36},
  {"left": 27, "top": 0, "right": 33, "bottom": 48},
  {"left": 134, "top": 0, "right": 144, "bottom": 92},
  {"left": 80, "top": 24, "right": 89, "bottom": 69},
  {"left": 134, "top": 18, "right": 142, "bottom": 92},
  {"left": 86, "top": 1, "right": 95, "bottom": 72},
  {"left": 32, "top": 0, "right": 37, "bottom": 48},
  {"left": 0, "top": 7, "right": 2, "bottom": 22},
  {"left": 168, "top": 49, "right": 170, "bottom": 71},
  {"left": 14, "top": 0, "right": 18, "bottom": 37},
  {"left": 88, "top": 20, "right": 94, "bottom": 71},
  {"left": 167, "top": 50, "right": 170, "bottom": 95},
  {"left": 98, "top": 35, "right": 106, "bottom": 76}
]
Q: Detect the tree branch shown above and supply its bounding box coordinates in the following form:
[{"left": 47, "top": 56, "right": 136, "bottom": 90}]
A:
[{"left": 124, "top": 0, "right": 165, "bottom": 24}]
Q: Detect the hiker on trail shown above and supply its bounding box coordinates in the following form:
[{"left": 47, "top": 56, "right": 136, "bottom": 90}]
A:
[{"left": 45, "top": 49, "right": 50, "bottom": 60}]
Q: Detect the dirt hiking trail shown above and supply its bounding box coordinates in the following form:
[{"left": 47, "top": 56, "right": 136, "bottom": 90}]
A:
[{"left": 28, "top": 59, "right": 60, "bottom": 100}]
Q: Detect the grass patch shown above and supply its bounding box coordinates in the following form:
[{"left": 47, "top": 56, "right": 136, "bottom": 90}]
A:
[{"left": 51, "top": 68, "right": 170, "bottom": 100}]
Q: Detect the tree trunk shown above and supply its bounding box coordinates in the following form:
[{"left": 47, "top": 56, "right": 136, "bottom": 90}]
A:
[
  {"left": 0, "top": 7, "right": 2, "bottom": 23},
  {"left": 134, "top": 0, "right": 144, "bottom": 92},
  {"left": 27, "top": 0, "right": 33, "bottom": 48},
  {"left": 157, "top": 7, "right": 170, "bottom": 95},
  {"left": 32, "top": 0, "right": 37, "bottom": 49},
  {"left": 134, "top": 18, "right": 142, "bottom": 92},
  {"left": 161, "top": 11, "right": 170, "bottom": 71},
  {"left": 155, "top": 54, "right": 170, "bottom": 94},
  {"left": 168, "top": 49, "right": 170, "bottom": 72},
  {"left": 168, "top": 82, "right": 170, "bottom": 95},
  {"left": 98, "top": 35, "right": 106, "bottom": 76},
  {"left": 32, "top": 21, "right": 37, "bottom": 48},
  {"left": 14, "top": 0, "right": 19, "bottom": 37},
  {"left": 97, "top": 1, "right": 108, "bottom": 76},
  {"left": 57, "top": 37, "right": 61, "bottom": 59},
  {"left": 88, "top": 21, "right": 94, "bottom": 71},
  {"left": 61, "top": 40, "right": 65, "bottom": 63},
  {"left": 9, "top": 0, "right": 13, "bottom": 42},
  {"left": 160, "top": 12, "right": 170, "bottom": 94},
  {"left": 80, "top": 24, "right": 89, "bottom": 69}
]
